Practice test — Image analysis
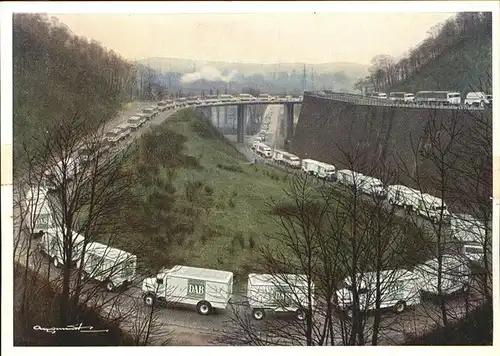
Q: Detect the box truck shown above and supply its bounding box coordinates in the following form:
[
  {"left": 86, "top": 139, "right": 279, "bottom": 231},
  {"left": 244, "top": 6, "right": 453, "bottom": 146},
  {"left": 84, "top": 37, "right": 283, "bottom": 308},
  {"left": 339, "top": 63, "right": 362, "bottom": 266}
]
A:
[
  {"left": 336, "top": 169, "right": 363, "bottom": 190},
  {"left": 316, "top": 162, "right": 336, "bottom": 181},
  {"left": 357, "top": 175, "right": 387, "bottom": 199},
  {"left": 255, "top": 143, "right": 272, "bottom": 158},
  {"left": 24, "top": 186, "right": 56, "bottom": 236},
  {"left": 79, "top": 242, "right": 137, "bottom": 292},
  {"left": 37, "top": 227, "right": 85, "bottom": 268},
  {"left": 247, "top": 273, "right": 314, "bottom": 321},
  {"left": 411, "top": 193, "right": 451, "bottom": 224},
  {"left": 414, "top": 255, "right": 471, "bottom": 296},
  {"left": 450, "top": 214, "right": 487, "bottom": 264},
  {"left": 142, "top": 265, "right": 234, "bottom": 315},
  {"left": 335, "top": 269, "right": 421, "bottom": 316},
  {"left": 387, "top": 185, "right": 421, "bottom": 208},
  {"left": 301, "top": 159, "right": 321, "bottom": 175}
]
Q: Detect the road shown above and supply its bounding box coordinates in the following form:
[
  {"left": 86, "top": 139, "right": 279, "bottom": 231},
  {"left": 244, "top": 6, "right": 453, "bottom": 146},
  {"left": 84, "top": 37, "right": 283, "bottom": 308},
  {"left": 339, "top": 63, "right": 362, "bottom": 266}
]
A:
[{"left": 12, "top": 103, "right": 488, "bottom": 346}]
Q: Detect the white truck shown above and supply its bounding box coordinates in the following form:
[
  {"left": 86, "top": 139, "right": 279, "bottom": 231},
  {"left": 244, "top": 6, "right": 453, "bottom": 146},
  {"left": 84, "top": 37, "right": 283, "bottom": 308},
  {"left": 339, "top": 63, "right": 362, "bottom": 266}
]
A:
[
  {"left": 43, "top": 156, "right": 81, "bottom": 190},
  {"left": 335, "top": 269, "right": 421, "bottom": 316},
  {"left": 387, "top": 184, "right": 421, "bottom": 208},
  {"left": 105, "top": 128, "right": 122, "bottom": 145},
  {"left": 38, "top": 227, "right": 85, "bottom": 268},
  {"left": 255, "top": 143, "right": 272, "bottom": 158},
  {"left": 410, "top": 193, "right": 451, "bottom": 224},
  {"left": 24, "top": 186, "right": 55, "bottom": 236},
  {"left": 414, "top": 255, "right": 471, "bottom": 296},
  {"left": 464, "top": 92, "right": 490, "bottom": 108},
  {"left": 79, "top": 242, "right": 137, "bottom": 292},
  {"left": 247, "top": 273, "right": 314, "bottom": 321},
  {"left": 142, "top": 265, "right": 234, "bottom": 315},
  {"left": 301, "top": 158, "right": 321, "bottom": 175},
  {"left": 127, "top": 115, "right": 143, "bottom": 130},
  {"left": 141, "top": 107, "right": 155, "bottom": 119},
  {"left": 272, "top": 150, "right": 301, "bottom": 169},
  {"left": 316, "top": 162, "right": 336, "bottom": 181},
  {"left": 336, "top": 169, "right": 364, "bottom": 190},
  {"left": 450, "top": 214, "right": 486, "bottom": 264},
  {"left": 116, "top": 123, "right": 132, "bottom": 140},
  {"left": 357, "top": 175, "right": 387, "bottom": 199}
]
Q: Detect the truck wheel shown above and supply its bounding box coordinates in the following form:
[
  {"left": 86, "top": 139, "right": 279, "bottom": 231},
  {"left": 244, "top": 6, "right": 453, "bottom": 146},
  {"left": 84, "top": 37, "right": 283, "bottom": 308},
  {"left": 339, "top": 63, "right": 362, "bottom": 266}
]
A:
[
  {"left": 479, "top": 101, "right": 485, "bottom": 108},
  {"left": 252, "top": 308, "right": 265, "bottom": 321},
  {"left": 394, "top": 301, "right": 406, "bottom": 314},
  {"left": 461, "top": 283, "right": 470, "bottom": 294},
  {"left": 105, "top": 281, "right": 116, "bottom": 292},
  {"left": 143, "top": 294, "right": 156, "bottom": 307},
  {"left": 197, "top": 301, "right": 213, "bottom": 316},
  {"left": 295, "top": 308, "right": 306, "bottom": 321}
]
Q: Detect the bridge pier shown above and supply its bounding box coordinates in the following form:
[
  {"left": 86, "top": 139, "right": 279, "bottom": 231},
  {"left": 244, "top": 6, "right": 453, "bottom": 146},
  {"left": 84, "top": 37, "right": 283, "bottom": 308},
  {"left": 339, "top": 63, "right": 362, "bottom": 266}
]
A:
[
  {"left": 237, "top": 104, "right": 245, "bottom": 143},
  {"left": 284, "top": 103, "right": 295, "bottom": 150}
]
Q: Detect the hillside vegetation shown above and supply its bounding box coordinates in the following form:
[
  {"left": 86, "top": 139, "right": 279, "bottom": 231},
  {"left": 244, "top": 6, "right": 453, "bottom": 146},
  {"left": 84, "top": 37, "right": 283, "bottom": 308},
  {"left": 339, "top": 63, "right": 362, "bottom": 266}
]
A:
[
  {"left": 13, "top": 14, "right": 138, "bottom": 170},
  {"left": 104, "top": 110, "right": 293, "bottom": 282},
  {"left": 97, "top": 110, "right": 431, "bottom": 287},
  {"left": 356, "top": 12, "right": 492, "bottom": 94}
]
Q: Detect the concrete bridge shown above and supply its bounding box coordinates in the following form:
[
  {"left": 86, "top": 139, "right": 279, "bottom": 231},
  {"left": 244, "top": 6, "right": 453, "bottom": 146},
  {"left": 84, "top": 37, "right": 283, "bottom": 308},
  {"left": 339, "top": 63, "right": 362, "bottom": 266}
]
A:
[{"left": 195, "top": 99, "right": 301, "bottom": 143}]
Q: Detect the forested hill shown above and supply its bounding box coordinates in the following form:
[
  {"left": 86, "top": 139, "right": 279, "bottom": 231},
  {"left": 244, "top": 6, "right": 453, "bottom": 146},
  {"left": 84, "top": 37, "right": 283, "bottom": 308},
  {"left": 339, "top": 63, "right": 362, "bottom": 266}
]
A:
[
  {"left": 13, "top": 14, "right": 138, "bottom": 166},
  {"left": 356, "top": 12, "right": 492, "bottom": 94}
]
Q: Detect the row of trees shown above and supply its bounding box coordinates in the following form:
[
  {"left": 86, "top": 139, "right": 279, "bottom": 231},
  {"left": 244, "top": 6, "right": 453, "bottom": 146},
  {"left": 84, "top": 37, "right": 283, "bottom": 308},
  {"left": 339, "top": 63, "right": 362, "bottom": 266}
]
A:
[
  {"left": 13, "top": 14, "right": 166, "bottom": 173},
  {"left": 355, "top": 12, "right": 492, "bottom": 93},
  {"left": 13, "top": 111, "right": 173, "bottom": 345}
]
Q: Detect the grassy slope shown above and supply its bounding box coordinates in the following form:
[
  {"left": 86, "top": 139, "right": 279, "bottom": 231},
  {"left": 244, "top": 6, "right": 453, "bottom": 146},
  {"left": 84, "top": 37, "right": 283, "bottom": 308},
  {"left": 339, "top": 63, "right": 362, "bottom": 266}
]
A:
[
  {"left": 391, "top": 36, "right": 492, "bottom": 94},
  {"left": 112, "top": 110, "right": 432, "bottom": 287},
  {"left": 115, "top": 111, "right": 292, "bottom": 283},
  {"left": 169, "top": 116, "right": 289, "bottom": 273}
]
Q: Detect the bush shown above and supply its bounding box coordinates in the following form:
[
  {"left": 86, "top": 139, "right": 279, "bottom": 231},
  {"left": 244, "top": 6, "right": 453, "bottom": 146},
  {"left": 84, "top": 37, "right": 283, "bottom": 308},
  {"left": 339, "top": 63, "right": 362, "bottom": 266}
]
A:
[
  {"left": 216, "top": 163, "right": 244, "bottom": 173},
  {"left": 235, "top": 232, "right": 245, "bottom": 249}
]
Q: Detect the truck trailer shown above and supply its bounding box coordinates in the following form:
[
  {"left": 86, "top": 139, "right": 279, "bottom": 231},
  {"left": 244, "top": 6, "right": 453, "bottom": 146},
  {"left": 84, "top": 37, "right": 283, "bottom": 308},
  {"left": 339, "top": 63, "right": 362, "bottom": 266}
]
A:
[
  {"left": 142, "top": 265, "right": 234, "bottom": 315},
  {"left": 247, "top": 273, "right": 314, "bottom": 321}
]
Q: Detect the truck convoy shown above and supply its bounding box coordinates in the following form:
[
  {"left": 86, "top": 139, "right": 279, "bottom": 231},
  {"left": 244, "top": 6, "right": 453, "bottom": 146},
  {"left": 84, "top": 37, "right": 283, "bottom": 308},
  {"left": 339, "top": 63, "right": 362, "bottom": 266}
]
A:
[{"left": 142, "top": 265, "right": 234, "bottom": 315}]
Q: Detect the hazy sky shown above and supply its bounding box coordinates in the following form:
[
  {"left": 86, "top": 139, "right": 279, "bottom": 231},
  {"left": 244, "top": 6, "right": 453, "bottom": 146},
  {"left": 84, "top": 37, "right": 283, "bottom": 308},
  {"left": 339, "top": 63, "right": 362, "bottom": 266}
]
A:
[{"left": 52, "top": 13, "right": 454, "bottom": 65}]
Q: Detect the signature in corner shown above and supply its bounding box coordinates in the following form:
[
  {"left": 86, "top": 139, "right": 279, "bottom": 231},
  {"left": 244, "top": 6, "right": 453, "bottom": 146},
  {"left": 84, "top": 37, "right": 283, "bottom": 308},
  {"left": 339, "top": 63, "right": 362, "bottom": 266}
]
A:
[{"left": 33, "top": 323, "right": 109, "bottom": 334}]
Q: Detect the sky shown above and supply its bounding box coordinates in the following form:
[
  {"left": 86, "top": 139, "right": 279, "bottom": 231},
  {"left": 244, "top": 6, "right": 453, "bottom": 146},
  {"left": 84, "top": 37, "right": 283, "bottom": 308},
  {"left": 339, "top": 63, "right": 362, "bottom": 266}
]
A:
[{"left": 51, "top": 12, "right": 454, "bottom": 65}]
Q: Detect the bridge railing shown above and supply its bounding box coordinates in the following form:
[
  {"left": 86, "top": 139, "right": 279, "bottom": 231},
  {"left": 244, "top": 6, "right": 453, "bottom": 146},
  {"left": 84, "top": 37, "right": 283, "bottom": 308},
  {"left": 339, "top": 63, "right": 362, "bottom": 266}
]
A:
[{"left": 304, "top": 91, "right": 486, "bottom": 111}]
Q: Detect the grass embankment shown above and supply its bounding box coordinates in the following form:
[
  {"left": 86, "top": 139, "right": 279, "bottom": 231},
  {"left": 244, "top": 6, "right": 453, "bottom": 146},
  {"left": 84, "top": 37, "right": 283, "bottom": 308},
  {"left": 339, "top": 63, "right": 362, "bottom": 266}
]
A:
[
  {"left": 108, "top": 110, "right": 292, "bottom": 283},
  {"left": 103, "top": 110, "right": 432, "bottom": 286}
]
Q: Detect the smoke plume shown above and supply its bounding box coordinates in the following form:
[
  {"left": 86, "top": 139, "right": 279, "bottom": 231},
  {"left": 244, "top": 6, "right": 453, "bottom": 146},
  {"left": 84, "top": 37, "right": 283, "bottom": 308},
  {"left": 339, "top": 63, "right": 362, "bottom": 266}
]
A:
[{"left": 181, "top": 66, "right": 238, "bottom": 84}]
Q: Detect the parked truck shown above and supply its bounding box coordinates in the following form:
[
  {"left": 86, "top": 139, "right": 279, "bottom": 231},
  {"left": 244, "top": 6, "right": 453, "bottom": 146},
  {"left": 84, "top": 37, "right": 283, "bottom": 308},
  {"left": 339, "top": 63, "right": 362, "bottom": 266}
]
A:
[
  {"left": 335, "top": 269, "right": 421, "bottom": 316},
  {"left": 301, "top": 158, "right": 321, "bottom": 175},
  {"left": 409, "top": 192, "right": 451, "bottom": 224},
  {"left": 450, "top": 213, "right": 487, "bottom": 264},
  {"left": 38, "top": 227, "right": 85, "bottom": 268},
  {"left": 316, "top": 162, "right": 336, "bottom": 181},
  {"left": 247, "top": 273, "right": 314, "bottom": 321},
  {"left": 414, "top": 255, "right": 471, "bottom": 296},
  {"left": 24, "top": 186, "right": 55, "bottom": 236},
  {"left": 255, "top": 143, "right": 272, "bottom": 158},
  {"left": 357, "top": 175, "right": 387, "bottom": 199},
  {"left": 79, "top": 242, "right": 137, "bottom": 292},
  {"left": 142, "top": 265, "right": 234, "bottom": 315}
]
